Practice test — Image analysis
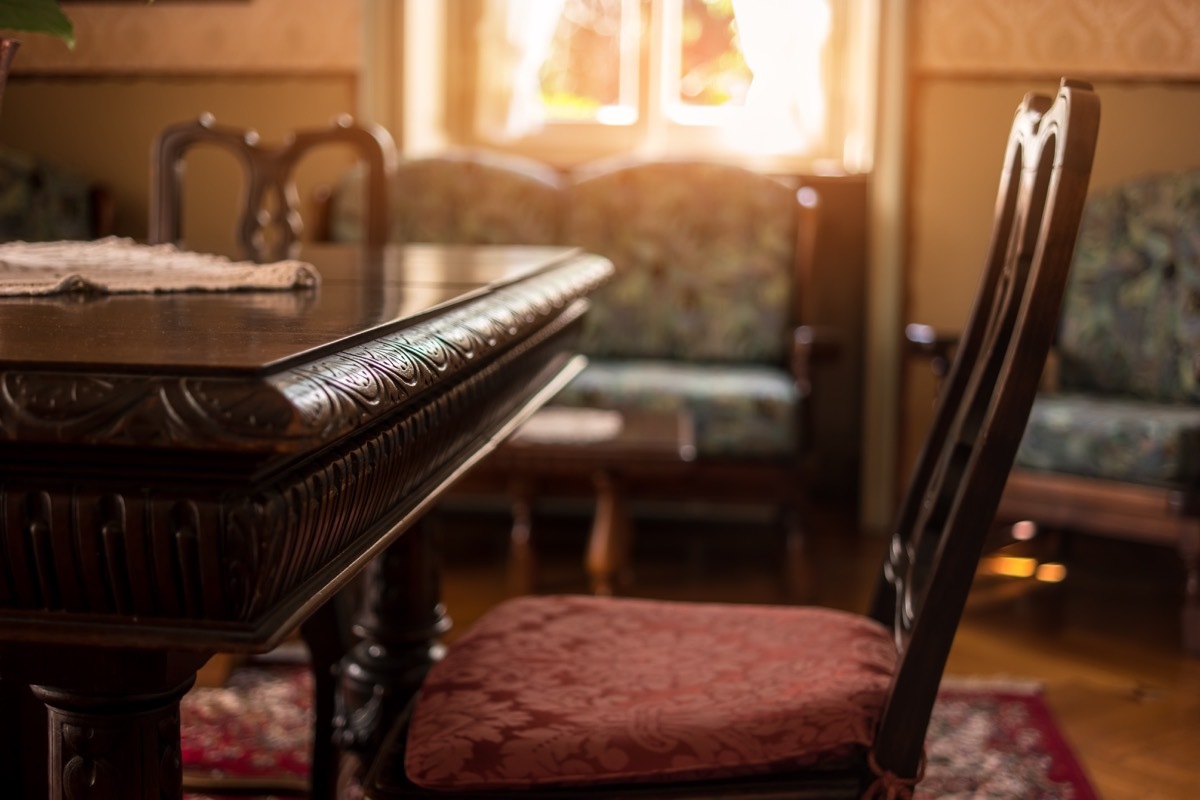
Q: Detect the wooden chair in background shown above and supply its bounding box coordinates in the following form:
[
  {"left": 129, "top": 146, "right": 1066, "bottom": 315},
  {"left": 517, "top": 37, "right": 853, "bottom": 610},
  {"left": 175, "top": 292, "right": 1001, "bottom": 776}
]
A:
[
  {"left": 148, "top": 113, "right": 395, "bottom": 800},
  {"left": 149, "top": 112, "right": 395, "bottom": 262},
  {"left": 348, "top": 79, "right": 1099, "bottom": 799}
]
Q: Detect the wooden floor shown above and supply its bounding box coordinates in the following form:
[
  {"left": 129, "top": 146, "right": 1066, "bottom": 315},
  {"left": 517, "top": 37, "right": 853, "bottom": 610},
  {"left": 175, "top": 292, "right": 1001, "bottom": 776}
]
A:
[{"left": 433, "top": 500, "right": 1200, "bottom": 800}]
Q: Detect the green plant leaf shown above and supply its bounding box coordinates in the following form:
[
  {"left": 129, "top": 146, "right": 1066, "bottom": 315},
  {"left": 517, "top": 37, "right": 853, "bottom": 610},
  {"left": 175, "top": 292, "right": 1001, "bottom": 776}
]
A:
[{"left": 0, "top": 0, "right": 75, "bottom": 47}]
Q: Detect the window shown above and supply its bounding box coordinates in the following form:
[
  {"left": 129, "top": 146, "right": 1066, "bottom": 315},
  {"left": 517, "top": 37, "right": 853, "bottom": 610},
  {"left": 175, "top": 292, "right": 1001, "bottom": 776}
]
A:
[{"left": 443, "top": 0, "right": 878, "bottom": 172}]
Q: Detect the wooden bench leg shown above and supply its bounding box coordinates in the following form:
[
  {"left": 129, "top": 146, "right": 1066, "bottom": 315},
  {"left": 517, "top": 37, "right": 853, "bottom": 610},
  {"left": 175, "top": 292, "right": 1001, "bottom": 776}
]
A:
[
  {"left": 782, "top": 504, "right": 819, "bottom": 604},
  {"left": 587, "top": 470, "right": 633, "bottom": 596},
  {"left": 508, "top": 475, "right": 537, "bottom": 595},
  {"left": 1181, "top": 518, "right": 1200, "bottom": 656}
]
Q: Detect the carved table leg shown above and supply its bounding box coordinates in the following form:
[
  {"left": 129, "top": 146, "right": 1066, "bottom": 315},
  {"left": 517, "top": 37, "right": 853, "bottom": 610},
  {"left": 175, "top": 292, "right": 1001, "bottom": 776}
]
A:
[
  {"left": 335, "top": 518, "right": 450, "bottom": 782},
  {"left": 5, "top": 646, "right": 209, "bottom": 800}
]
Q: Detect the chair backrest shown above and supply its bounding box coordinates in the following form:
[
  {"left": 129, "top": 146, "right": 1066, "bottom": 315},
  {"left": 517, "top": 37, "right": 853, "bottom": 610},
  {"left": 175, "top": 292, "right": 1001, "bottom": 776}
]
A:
[
  {"left": 564, "top": 159, "right": 809, "bottom": 364},
  {"left": 149, "top": 113, "right": 396, "bottom": 262},
  {"left": 868, "top": 79, "right": 1100, "bottom": 781},
  {"left": 324, "top": 148, "right": 564, "bottom": 246},
  {"left": 1055, "top": 167, "right": 1200, "bottom": 403}
]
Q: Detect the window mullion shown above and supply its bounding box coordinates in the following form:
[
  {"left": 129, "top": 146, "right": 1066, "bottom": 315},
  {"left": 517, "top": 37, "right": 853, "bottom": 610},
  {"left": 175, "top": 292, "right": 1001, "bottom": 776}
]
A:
[{"left": 641, "top": 0, "right": 673, "bottom": 155}]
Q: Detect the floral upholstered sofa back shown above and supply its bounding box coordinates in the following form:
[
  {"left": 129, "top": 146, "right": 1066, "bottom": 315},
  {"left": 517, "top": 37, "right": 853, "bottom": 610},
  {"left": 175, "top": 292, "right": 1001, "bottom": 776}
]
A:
[
  {"left": 328, "top": 149, "right": 564, "bottom": 246},
  {"left": 1056, "top": 169, "right": 1200, "bottom": 403},
  {"left": 565, "top": 160, "right": 799, "bottom": 365},
  {"left": 0, "top": 146, "right": 97, "bottom": 242},
  {"left": 1015, "top": 169, "right": 1200, "bottom": 486}
]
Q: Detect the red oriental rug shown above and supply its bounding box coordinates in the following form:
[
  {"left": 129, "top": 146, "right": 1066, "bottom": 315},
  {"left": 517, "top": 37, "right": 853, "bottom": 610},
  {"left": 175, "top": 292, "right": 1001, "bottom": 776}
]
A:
[{"left": 180, "top": 669, "right": 1097, "bottom": 800}]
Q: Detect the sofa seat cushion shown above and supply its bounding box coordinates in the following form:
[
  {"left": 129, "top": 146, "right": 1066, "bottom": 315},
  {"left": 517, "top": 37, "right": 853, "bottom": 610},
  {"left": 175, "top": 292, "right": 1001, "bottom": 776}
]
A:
[
  {"left": 1015, "top": 394, "right": 1200, "bottom": 485},
  {"left": 404, "top": 595, "right": 897, "bottom": 791},
  {"left": 552, "top": 359, "right": 798, "bottom": 459}
]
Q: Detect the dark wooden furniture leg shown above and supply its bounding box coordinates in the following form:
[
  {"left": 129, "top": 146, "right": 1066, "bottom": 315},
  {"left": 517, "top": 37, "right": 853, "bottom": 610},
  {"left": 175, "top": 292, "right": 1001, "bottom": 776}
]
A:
[
  {"left": 336, "top": 518, "right": 450, "bottom": 782},
  {"left": 508, "top": 475, "right": 538, "bottom": 595},
  {"left": 299, "top": 585, "right": 360, "bottom": 800},
  {"left": 1182, "top": 517, "right": 1200, "bottom": 654},
  {"left": 5, "top": 645, "right": 209, "bottom": 800},
  {"left": 586, "top": 469, "right": 633, "bottom": 596}
]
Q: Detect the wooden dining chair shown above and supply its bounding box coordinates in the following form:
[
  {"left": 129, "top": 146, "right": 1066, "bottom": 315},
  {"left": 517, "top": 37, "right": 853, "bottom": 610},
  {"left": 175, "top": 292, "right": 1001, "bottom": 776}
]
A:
[
  {"left": 149, "top": 112, "right": 395, "bottom": 262},
  {"left": 354, "top": 78, "right": 1100, "bottom": 800},
  {"left": 150, "top": 113, "right": 393, "bottom": 800}
]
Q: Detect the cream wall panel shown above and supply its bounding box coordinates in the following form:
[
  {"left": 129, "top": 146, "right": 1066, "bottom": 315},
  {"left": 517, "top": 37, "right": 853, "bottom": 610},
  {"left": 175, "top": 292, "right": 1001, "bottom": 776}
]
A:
[
  {"left": 7, "top": 0, "right": 360, "bottom": 75},
  {"left": 0, "top": 77, "right": 360, "bottom": 253},
  {"left": 915, "top": 0, "right": 1200, "bottom": 78}
]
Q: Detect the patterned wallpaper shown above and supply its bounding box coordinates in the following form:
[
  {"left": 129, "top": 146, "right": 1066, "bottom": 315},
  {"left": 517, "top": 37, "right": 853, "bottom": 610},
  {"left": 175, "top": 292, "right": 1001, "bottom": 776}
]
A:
[
  {"left": 915, "top": 0, "right": 1200, "bottom": 78},
  {"left": 7, "top": 0, "right": 360, "bottom": 75}
]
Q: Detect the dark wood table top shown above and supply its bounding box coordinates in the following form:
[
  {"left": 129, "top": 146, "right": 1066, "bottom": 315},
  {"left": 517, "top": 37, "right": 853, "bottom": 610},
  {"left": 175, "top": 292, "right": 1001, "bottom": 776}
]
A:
[
  {"left": 0, "top": 243, "right": 589, "bottom": 373},
  {"left": 0, "top": 242, "right": 612, "bottom": 650}
]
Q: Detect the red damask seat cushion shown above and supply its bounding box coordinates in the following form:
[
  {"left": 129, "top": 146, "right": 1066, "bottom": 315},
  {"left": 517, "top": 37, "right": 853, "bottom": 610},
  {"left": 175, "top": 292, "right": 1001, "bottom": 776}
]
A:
[{"left": 405, "top": 595, "right": 897, "bottom": 791}]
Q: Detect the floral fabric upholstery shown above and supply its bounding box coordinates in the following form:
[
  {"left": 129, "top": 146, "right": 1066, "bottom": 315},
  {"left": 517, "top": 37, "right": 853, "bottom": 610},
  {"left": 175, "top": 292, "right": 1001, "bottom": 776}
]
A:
[
  {"left": 328, "top": 155, "right": 804, "bottom": 466},
  {"left": 0, "top": 146, "right": 95, "bottom": 242},
  {"left": 1056, "top": 169, "right": 1200, "bottom": 403},
  {"left": 565, "top": 160, "right": 798, "bottom": 364},
  {"left": 329, "top": 149, "right": 564, "bottom": 245},
  {"left": 404, "top": 595, "right": 897, "bottom": 791},
  {"left": 553, "top": 359, "right": 798, "bottom": 458},
  {"left": 1020, "top": 169, "right": 1200, "bottom": 485},
  {"left": 1016, "top": 394, "right": 1200, "bottom": 485}
]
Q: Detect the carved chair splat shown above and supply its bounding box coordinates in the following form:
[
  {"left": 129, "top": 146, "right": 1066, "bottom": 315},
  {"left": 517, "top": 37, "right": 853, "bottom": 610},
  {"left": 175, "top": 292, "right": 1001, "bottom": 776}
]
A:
[{"left": 149, "top": 113, "right": 395, "bottom": 263}]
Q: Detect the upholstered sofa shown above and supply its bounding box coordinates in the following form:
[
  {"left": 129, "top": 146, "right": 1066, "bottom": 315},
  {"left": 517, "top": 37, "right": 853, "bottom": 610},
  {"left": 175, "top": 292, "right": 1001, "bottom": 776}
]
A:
[
  {"left": 912, "top": 168, "right": 1200, "bottom": 654},
  {"left": 0, "top": 145, "right": 110, "bottom": 242},
  {"left": 323, "top": 148, "right": 563, "bottom": 246},
  {"left": 325, "top": 153, "right": 824, "bottom": 593}
]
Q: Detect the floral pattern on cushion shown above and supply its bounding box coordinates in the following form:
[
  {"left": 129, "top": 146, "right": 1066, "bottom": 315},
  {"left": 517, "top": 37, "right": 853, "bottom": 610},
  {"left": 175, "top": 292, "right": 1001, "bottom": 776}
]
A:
[
  {"left": 552, "top": 359, "right": 798, "bottom": 458},
  {"left": 565, "top": 161, "right": 798, "bottom": 363},
  {"left": 0, "top": 146, "right": 95, "bottom": 243},
  {"left": 1056, "top": 169, "right": 1200, "bottom": 402},
  {"left": 1015, "top": 394, "right": 1200, "bottom": 485},
  {"left": 404, "top": 595, "right": 897, "bottom": 791},
  {"left": 330, "top": 150, "right": 564, "bottom": 246}
]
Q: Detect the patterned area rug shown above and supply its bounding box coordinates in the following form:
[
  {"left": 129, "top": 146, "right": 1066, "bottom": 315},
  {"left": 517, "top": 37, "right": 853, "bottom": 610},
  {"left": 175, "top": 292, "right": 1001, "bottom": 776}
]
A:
[{"left": 180, "top": 668, "right": 1097, "bottom": 800}]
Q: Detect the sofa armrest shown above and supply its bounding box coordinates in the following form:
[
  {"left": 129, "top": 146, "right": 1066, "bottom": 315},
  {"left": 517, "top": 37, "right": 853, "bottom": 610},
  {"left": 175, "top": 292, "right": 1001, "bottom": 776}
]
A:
[
  {"left": 791, "top": 325, "right": 841, "bottom": 400},
  {"left": 906, "top": 322, "right": 1062, "bottom": 394},
  {"left": 905, "top": 323, "right": 959, "bottom": 381}
]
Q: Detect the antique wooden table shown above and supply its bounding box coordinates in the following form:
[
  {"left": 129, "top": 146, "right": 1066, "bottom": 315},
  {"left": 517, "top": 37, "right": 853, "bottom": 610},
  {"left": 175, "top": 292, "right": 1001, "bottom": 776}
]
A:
[{"left": 0, "top": 243, "right": 612, "bottom": 799}]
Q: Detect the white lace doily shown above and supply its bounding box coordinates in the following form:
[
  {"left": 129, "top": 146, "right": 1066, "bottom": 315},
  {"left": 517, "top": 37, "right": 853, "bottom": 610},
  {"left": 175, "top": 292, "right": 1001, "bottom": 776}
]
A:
[{"left": 0, "top": 237, "right": 320, "bottom": 296}]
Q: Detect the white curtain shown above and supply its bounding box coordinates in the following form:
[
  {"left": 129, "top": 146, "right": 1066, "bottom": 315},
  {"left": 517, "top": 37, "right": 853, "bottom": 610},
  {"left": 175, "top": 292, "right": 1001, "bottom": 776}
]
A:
[
  {"left": 476, "top": 0, "right": 567, "bottom": 142},
  {"left": 729, "top": 0, "right": 832, "bottom": 154}
]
